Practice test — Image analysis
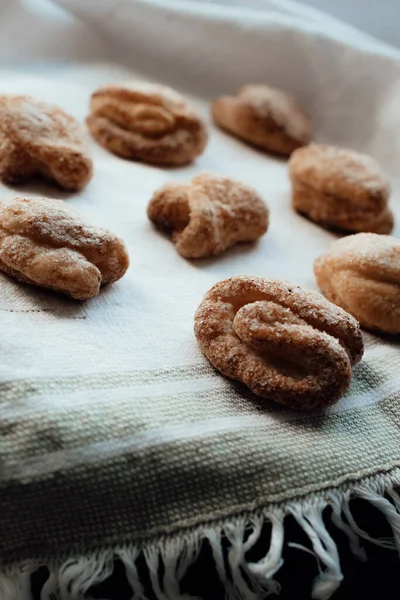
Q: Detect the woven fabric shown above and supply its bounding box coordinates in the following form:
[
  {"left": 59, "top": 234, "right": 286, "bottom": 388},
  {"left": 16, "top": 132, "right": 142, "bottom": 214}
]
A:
[{"left": 1, "top": 0, "right": 400, "bottom": 586}]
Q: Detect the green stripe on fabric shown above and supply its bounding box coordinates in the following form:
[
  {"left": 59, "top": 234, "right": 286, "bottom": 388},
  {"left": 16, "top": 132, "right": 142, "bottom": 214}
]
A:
[
  {"left": 0, "top": 363, "right": 217, "bottom": 403},
  {"left": 1, "top": 401, "right": 399, "bottom": 565}
]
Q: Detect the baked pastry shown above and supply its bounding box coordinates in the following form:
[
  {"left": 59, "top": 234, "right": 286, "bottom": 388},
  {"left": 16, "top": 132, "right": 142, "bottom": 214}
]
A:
[
  {"left": 314, "top": 233, "right": 400, "bottom": 334},
  {"left": 87, "top": 82, "right": 208, "bottom": 166},
  {"left": 211, "top": 84, "right": 311, "bottom": 156},
  {"left": 0, "top": 197, "right": 129, "bottom": 300},
  {"left": 147, "top": 173, "right": 269, "bottom": 258},
  {"left": 289, "top": 144, "right": 393, "bottom": 234},
  {"left": 194, "top": 276, "right": 363, "bottom": 410},
  {"left": 0, "top": 95, "right": 93, "bottom": 191}
]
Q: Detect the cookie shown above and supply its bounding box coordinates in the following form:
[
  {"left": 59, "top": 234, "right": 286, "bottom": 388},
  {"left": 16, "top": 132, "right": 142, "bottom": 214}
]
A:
[
  {"left": 315, "top": 233, "right": 400, "bottom": 334},
  {"left": 87, "top": 82, "right": 208, "bottom": 166},
  {"left": 212, "top": 84, "right": 311, "bottom": 156},
  {"left": 0, "top": 197, "right": 129, "bottom": 299},
  {"left": 0, "top": 95, "right": 93, "bottom": 191},
  {"left": 148, "top": 172, "right": 269, "bottom": 258},
  {"left": 289, "top": 144, "right": 393, "bottom": 233},
  {"left": 194, "top": 276, "right": 363, "bottom": 410}
]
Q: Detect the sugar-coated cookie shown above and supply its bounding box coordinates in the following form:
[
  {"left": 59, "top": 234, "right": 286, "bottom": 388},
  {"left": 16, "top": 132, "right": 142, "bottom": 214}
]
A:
[
  {"left": 87, "top": 82, "right": 208, "bottom": 166},
  {"left": 289, "top": 144, "right": 393, "bottom": 234},
  {"left": 148, "top": 173, "right": 269, "bottom": 258},
  {"left": 212, "top": 84, "right": 311, "bottom": 156},
  {"left": 0, "top": 95, "right": 93, "bottom": 191},
  {"left": 194, "top": 276, "right": 363, "bottom": 410},
  {"left": 315, "top": 233, "right": 400, "bottom": 333}
]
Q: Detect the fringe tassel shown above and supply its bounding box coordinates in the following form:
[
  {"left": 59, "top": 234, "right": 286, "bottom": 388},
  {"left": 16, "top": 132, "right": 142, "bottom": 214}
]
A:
[
  {"left": 247, "top": 511, "right": 284, "bottom": 581},
  {"left": 39, "top": 551, "right": 114, "bottom": 600},
  {"left": 225, "top": 517, "right": 261, "bottom": 600},
  {"left": 142, "top": 535, "right": 202, "bottom": 600},
  {"left": 328, "top": 492, "right": 367, "bottom": 562},
  {"left": 0, "top": 565, "right": 32, "bottom": 600},
  {"left": 355, "top": 487, "right": 400, "bottom": 553},
  {"left": 289, "top": 502, "right": 343, "bottom": 600},
  {"left": 205, "top": 526, "right": 237, "bottom": 599},
  {"left": 1, "top": 472, "right": 399, "bottom": 600},
  {"left": 117, "top": 547, "right": 146, "bottom": 600}
]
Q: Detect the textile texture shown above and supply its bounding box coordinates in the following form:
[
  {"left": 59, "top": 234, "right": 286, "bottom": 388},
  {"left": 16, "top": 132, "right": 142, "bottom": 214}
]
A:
[{"left": 1, "top": 1, "right": 400, "bottom": 598}]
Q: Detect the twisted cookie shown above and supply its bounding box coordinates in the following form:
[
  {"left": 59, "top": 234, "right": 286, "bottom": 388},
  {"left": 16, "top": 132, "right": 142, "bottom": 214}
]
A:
[
  {"left": 147, "top": 173, "right": 269, "bottom": 258},
  {"left": 315, "top": 233, "right": 400, "bottom": 334},
  {"left": 289, "top": 144, "right": 393, "bottom": 234},
  {"left": 194, "top": 277, "right": 363, "bottom": 410},
  {"left": 87, "top": 82, "right": 208, "bottom": 166},
  {"left": 212, "top": 84, "right": 311, "bottom": 156},
  {"left": 0, "top": 95, "right": 93, "bottom": 191},
  {"left": 0, "top": 197, "right": 129, "bottom": 300}
]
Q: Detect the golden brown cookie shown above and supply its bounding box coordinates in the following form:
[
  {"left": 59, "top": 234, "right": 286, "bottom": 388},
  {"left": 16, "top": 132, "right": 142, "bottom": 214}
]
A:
[
  {"left": 147, "top": 173, "right": 269, "bottom": 258},
  {"left": 314, "top": 233, "right": 400, "bottom": 334},
  {"left": 211, "top": 84, "right": 311, "bottom": 156},
  {"left": 289, "top": 144, "right": 393, "bottom": 234},
  {"left": 0, "top": 95, "right": 93, "bottom": 191},
  {"left": 87, "top": 82, "right": 208, "bottom": 166},
  {"left": 0, "top": 197, "right": 129, "bottom": 300},
  {"left": 194, "top": 276, "right": 363, "bottom": 410}
]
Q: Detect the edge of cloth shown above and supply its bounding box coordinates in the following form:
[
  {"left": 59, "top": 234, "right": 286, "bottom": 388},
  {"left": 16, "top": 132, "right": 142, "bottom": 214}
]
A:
[{"left": 1, "top": 467, "right": 399, "bottom": 600}]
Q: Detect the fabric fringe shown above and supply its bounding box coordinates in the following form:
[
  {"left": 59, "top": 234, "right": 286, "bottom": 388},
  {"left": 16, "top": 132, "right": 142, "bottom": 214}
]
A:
[
  {"left": 0, "top": 565, "right": 32, "bottom": 600},
  {"left": 1, "top": 470, "right": 399, "bottom": 600}
]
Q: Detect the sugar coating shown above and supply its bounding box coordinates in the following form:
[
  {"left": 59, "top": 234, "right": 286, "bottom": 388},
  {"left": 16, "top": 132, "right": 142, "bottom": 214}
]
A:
[
  {"left": 289, "top": 144, "right": 393, "bottom": 234},
  {"left": 87, "top": 82, "right": 208, "bottom": 166},
  {"left": 0, "top": 95, "right": 93, "bottom": 191},
  {"left": 147, "top": 173, "right": 269, "bottom": 258},
  {"left": 0, "top": 197, "right": 129, "bottom": 300},
  {"left": 194, "top": 276, "right": 363, "bottom": 410},
  {"left": 315, "top": 233, "right": 400, "bottom": 334},
  {"left": 211, "top": 84, "right": 311, "bottom": 156}
]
